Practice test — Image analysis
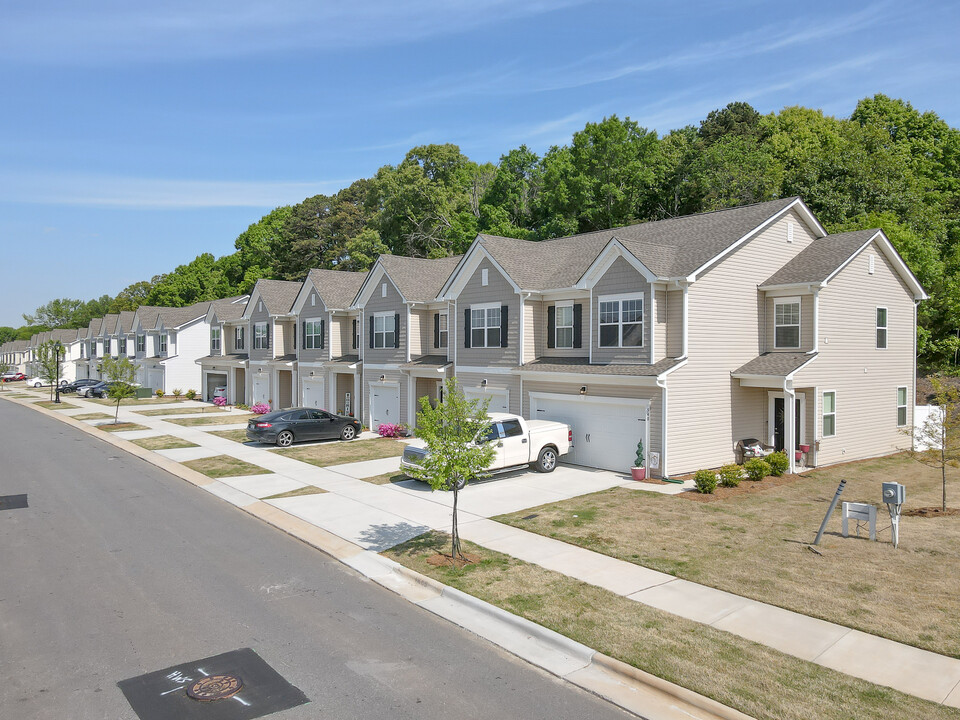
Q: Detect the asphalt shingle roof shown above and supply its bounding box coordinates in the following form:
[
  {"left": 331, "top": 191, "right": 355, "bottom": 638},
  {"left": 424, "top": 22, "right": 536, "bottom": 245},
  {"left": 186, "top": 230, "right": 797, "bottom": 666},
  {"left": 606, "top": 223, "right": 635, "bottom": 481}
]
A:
[
  {"left": 156, "top": 302, "right": 211, "bottom": 329},
  {"left": 117, "top": 310, "right": 137, "bottom": 333},
  {"left": 134, "top": 306, "right": 162, "bottom": 332},
  {"left": 732, "top": 352, "right": 817, "bottom": 377},
  {"left": 401, "top": 355, "right": 452, "bottom": 370},
  {"left": 761, "top": 229, "right": 878, "bottom": 287},
  {"left": 516, "top": 356, "right": 685, "bottom": 377},
  {"left": 87, "top": 318, "right": 102, "bottom": 337},
  {"left": 98, "top": 314, "right": 119, "bottom": 337},
  {"left": 378, "top": 255, "right": 463, "bottom": 303},
  {"left": 253, "top": 280, "right": 301, "bottom": 315},
  {"left": 306, "top": 269, "right": 368, "bottom": 310},
  {"left": 209, "top": 297, "right": 249, "bottom": 323}
]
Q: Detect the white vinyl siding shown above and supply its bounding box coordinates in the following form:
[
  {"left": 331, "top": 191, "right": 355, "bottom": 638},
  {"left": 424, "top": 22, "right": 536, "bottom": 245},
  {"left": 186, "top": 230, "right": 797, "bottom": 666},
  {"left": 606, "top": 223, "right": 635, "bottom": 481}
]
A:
[
  {"left": 598, "top": 293, "right": 643, "bottom": 348},
  {"left": 774, "top": 297, "right": 800, "bottom": 349},
  {"left": 471, "top": 303, "right": 501, "bottom": 348},
  {"left": 897, "top": 386, "right": 907, "bottom": 427},
  {"left": 822, "top": 391, "right": 836, "bottom": 437},
  {"left": 876, "top": 307, "right": 888, "bottom": 349}
]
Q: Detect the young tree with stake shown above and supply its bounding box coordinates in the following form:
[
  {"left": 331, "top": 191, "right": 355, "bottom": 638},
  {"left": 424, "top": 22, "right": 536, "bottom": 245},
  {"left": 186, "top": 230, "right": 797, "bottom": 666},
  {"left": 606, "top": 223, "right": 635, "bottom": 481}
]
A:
[
  {"left": 36, "top": 340, "right": 64, "bottom": 400},
  {"left": 100, "top": 356, "right": 138, "bottom": 423},
  {"left": 404, "top": 378, "right": 494, "bottom": 560},
  {"left": 904, "top": 375, "right": 960, "bottom": 512}
]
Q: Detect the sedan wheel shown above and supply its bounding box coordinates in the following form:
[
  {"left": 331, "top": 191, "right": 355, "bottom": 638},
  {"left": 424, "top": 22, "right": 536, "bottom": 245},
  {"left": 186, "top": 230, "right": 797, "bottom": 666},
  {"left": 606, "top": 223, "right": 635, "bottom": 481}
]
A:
[
  {"left": 276, "top": 430, "right": 294, "bottom": 448},
  {"left": 340, "top": 425, "right": 357, "bottom": 441},
  {"left": 34, "top": 382, "right": 41, "bottom": 388}
]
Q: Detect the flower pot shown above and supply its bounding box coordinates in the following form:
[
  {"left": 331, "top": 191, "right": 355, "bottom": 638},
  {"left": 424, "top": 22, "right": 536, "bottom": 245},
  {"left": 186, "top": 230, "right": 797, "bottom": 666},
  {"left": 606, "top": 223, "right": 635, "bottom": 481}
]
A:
[{"left": 631, "top": 467, "right": 646, "bottom": 481}]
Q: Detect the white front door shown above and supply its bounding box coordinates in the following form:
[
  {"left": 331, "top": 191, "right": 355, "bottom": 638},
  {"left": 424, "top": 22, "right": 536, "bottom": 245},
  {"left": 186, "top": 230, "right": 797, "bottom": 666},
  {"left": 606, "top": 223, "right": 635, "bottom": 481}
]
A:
[
  {"left": 147, "top": 369, "right": 164, "bottom": 392},
  {"left": 252, "top": 374, "right": 270, "bottom": 406},
  {"left": 530, "top": 394, "right": 647, "bottom": 473},
  {"left": 302, "top": 377, "right": 325, "bottom": 409},
  {"left": 464, "top": 387, "right": 509, "bottom": 413},
  {"left": 371, "top": 384, "right": 400, "bottom": 430}
]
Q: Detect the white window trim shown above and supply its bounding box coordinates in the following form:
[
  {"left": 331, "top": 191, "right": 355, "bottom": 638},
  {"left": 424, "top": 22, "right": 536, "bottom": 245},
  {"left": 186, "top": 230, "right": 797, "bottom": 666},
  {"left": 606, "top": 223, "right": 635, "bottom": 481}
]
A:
[
  {"left": 876, "top": 306, "right": 888, "bottom": 350},
  {"left": 822, "top": 390, "right": 837, "bottom": 438},
  {"left": 159, "top": 334, "right": 168, "bottom": 353},
  {"left": 597, "top": 292, "right": 644, "bottom": 349},
  {"left": 554, "top": 301, "right": 575, "bottom": 349},
  {"left": 210, "top": 326, "right": 221, "bottom": 351},
  {"left": 774, "top": 296, "right": 801, "bottom": 350},
  {"left": 304, "top": 319, "right": 323, "bottom": 350},
  {"left": 136, "top": 334, "right": 145, "bottom": 353},
  {"left": 373, "top": 311, "right": 396, "bottom": 350},
  {"left": 438, "top": 312, "right": 448, "bottom": 348},
  {"left": 897, "top": 386, "right": 908, "bottom": 427},
  {"left": 470, "top": 301, "right": 502, "bottom": 349},
  {"left": 253, "top": 322, "right": 269, "bottom": 350},
  {"left": 481, "top": 268, "right": 489, "bottom": 286}
]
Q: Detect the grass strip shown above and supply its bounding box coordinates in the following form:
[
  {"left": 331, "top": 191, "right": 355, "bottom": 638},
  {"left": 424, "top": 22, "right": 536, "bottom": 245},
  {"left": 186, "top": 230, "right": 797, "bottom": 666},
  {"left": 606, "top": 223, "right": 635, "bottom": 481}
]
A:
[
  {"left": 165, "top": 414, "right": 254, "bottom": 426},
  {"left": 129, "top": 435, "right": 201, "bottom": 450},
  {"left": 134, "top": 407, "right": 227, "bottom": 417},
  {"left": 359, "top": 472, "right": 410, "bottom": 485},
  {"left": 263, "top": 485, "right": 327, "bottom": 499},
  {"left": 90, "top": 397, "right": 178, "bottom": 407},
  {"left": 71, "top": 412, "right": 115, "bottom": 420},
  {"left": 385, "top": 531, "right": 960, "bottom": 720},
  {"left": 181, "top": 454, "right": 270, "bottom": 478},
  {"left": 97, "top": 422, "right": 150, "bottom": 433},
  {"left": 271, "top": 438, "right": 405, "bottom": 467},
  {"left": 208, "top": 429, "right": 254, "bottom": 443},
  {"left": 35, "top": 401, "right": 81, "bottom": 410}
]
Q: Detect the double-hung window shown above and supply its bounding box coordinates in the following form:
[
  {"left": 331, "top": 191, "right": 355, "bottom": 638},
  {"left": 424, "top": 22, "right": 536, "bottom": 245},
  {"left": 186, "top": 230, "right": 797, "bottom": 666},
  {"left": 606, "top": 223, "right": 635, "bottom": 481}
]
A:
[
  {"left": 104, "top": 339, "right": 111, "bottom": 356},
  {"left": 253, "top": 322, "right": 269, "bottom": 350},
  {"left": 211, "top": 327, "right": 221, "bottom": 352},
  {"left": 822, "top": 391, "right": 837, "bottom": 437},
  {"left": 119, "top": 338, "right": 127, "bottom": 355},
  {"left": 437, "top": 313, "right": 448, "bottom": 348},
  {"left": 555, "top": 304, "right": 574, "bottom": 349},
  {"left": 598, "top": 294, "right": 643, "bottom": 348},
  {"left": 373, "top": 314, "right": 396, "bottom": 349},
  {"left": 136, "top": 334, "right": 145, "bottom": 353},
  {"left": 774, "top": 297, "right": 800, "bottom": 349},
  {"left": 471, "top": 303, "right": 501, "bottom": 348},
  {"left": 159, "top": 334, "right": 168, "bottom": 353},
  {"left": 897, "top": 386, "right": 908, "bottom": 427},
  {"left": 235, "top": 326, "right": 245, "bottom": 350},
  {"left": 304, "top": 320, "right": 323, "bottom": 349},
  {"left": 876, "top": 308, "right": 888, "bottom": 349}
]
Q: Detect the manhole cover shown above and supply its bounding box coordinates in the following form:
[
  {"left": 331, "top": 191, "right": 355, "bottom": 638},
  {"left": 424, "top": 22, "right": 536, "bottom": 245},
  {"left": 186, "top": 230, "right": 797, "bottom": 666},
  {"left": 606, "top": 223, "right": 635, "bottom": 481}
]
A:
[{"left": 186, "top": 675, "right": 243, "bottom": 702}]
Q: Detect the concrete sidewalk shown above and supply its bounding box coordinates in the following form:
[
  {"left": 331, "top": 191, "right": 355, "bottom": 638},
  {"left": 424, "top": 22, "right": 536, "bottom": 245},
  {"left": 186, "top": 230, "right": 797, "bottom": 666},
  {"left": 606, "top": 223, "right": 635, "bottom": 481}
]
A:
[{"left": 15, "top": 388, "right": 960, "bottom": 711}]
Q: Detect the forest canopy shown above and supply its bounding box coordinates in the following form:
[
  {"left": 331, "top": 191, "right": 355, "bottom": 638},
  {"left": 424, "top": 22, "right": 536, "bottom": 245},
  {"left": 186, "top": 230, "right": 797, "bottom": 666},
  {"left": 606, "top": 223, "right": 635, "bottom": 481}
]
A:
[{"left": 15, "top": 95, "right": 960, "bottom": 368}]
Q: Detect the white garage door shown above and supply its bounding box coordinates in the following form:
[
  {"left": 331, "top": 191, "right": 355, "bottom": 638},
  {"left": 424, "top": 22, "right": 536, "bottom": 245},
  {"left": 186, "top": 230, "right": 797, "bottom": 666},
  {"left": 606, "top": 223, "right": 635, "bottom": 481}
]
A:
[
  {"left": 371, "top": 384, "right": 400, "bottom": 430},
  {"left": 252, "top": 375, "right": 270, "bottom": 406},
  {"left": 302, "top": 377, "right": 325, "bottom": 409},
  {"left": 531, "top": 394, "right": 647, "bottom": 473},
  {"left": 147, "top": 369, "right": 164, "bottom": 392},
  {"left": 464, "top": 387, "right": 509, "bottom": 413}
]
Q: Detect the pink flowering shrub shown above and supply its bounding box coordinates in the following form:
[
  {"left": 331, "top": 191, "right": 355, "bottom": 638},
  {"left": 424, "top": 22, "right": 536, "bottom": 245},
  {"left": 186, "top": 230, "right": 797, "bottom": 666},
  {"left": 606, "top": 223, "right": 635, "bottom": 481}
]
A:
[
  {"left": 251, "top": 402, "right": 271, "bottom": 415},
  {"left": 213, "top": 396, "right": 227, "bottom": 407},
  {"left": 377, "top": 423, "right": 406, "bottom": 438}
]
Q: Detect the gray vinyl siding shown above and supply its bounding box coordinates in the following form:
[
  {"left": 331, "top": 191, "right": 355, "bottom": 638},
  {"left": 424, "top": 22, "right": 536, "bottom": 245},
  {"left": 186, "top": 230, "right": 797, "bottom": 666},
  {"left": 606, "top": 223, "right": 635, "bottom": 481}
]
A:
[
  {"left": 454, "top": 371, "right": 522, "bottom": 415},
  {"left": 653, "top": 289, "right": 667, "bottom": 362},
  {"left": 794, "top": 240, "right": 916, "bottom": 467},
  {"left": 665, "top": 209, "right": 819, "bottom": 474},
  {"left": 298, "top": 298, "right": 329, "bottom": 362},
  {"left": 762, "top": 293, "right": 815, "bottom": 353},
  {"left": 591, "top": 256, "right": 652, "bottom": 364},
  {"left": 456, "top": 258, "right": 519, "bottom": 368},
  {"left": 249, "top": 303, "right": 271, "bottom": 361},
  {"left": 540, "top": 298, "right": 587, "bottom": 359},
  {"left": 363, "top": 277, "right": 406, "bottom": 365}
]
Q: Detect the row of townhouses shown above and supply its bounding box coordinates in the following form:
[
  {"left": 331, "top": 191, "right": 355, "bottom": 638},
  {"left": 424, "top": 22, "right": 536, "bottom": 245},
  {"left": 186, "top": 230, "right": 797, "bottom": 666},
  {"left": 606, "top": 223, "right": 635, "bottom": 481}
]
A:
[{"left": 2, "top": 197, "right": 925, "bottom": 478}]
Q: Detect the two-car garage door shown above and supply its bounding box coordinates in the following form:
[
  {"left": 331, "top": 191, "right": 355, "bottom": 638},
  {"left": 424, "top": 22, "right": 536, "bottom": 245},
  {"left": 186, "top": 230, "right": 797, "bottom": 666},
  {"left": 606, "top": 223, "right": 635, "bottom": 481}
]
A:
[{"left": 530, "top": 393, "right": 648, "bottom": 473}]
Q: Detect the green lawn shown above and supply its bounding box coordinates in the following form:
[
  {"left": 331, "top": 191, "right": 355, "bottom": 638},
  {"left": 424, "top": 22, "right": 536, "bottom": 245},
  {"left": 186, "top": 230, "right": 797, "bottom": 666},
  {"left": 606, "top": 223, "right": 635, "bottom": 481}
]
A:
[
  {"left": 165, "top": 414, "right": 254, "bottom": 427},
  {"left": 96, "top": 422, "right": 150, "bottom": 433},
  {"left": 71, "top": 412, "right": 115, "bottom": 420},
  {"left": 35, "top": 401, "right": 80, "bottom": 410},
  {"left": 130, "top": 435, "right": 201, "bottom": 451},
  {"left": 182, "top": 455, "right": 271, "bottom": 479},
  {"left": 134, "top": 407, "right": 227, "bottom": 417},
  {"left": 270, "top": 438, "right": 405, "bottom": 467},
  {"left": 386, "top": 532, "right": 960, "bottom": 720},
  {"left": 89, "top": 397, "right": 180, "bottom": 407}
]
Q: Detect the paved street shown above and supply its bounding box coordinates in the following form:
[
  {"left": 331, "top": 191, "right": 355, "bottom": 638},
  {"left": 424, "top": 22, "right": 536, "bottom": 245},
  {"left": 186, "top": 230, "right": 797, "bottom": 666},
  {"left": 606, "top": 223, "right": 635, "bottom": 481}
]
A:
[{"left": 0, "top": 400, "right": 632, "bottom": 720}]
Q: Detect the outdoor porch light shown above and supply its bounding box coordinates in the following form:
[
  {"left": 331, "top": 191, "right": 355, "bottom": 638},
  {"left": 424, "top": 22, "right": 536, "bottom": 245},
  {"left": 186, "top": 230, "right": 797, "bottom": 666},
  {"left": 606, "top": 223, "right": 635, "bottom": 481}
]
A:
[
  {"left": 380, "top": 374, "right": 385, "bottom": 382},
  {"left": 481, "top": 378, "right": 487, "bottom": 386},
  {"left": 309, "top": 371, "right": 314, "bottom": 376},
  {"left": 580, "top": 386, "right": 587, "bottom": 395}
]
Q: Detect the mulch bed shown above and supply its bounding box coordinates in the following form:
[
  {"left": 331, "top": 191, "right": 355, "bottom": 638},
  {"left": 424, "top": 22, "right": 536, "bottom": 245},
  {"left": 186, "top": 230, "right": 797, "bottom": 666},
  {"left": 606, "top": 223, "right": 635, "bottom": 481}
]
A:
[
  {"left": 426, "top": 552, "right": 482, "bottom": 568},
  {"left": 903, "top": 506, "right": 960, "bottom": 517},
  {"left": 675, "top": 471, "right": 806, "bottom": 502}
]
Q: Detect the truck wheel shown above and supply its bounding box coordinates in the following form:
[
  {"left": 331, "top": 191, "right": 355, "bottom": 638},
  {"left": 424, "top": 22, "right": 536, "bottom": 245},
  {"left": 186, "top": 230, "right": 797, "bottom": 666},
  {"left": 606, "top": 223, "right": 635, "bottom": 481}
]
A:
[{"left": 535, "top": 446, "right": 558, "bottom": 473}]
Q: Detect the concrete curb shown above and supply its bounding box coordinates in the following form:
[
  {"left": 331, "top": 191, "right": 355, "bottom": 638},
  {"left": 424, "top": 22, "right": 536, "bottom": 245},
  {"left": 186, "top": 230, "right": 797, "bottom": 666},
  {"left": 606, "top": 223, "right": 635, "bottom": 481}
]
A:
[{"left": 4, "top": 393, "right": 756, "bottom": 720}]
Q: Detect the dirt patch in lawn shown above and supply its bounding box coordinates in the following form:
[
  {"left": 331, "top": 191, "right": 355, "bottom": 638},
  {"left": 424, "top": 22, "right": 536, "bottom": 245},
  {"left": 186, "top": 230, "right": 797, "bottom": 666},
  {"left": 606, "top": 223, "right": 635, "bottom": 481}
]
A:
[
  {"left": 262, "top": 485, "right": 326, "bottom": 499},
  {"left": 359, "top": 472, "right": 409, "bottom": 485},
  {"left": 271, "top": 438, "right": 405, "bottom": 467},
  {"left": 182, "top": 454, "right": 270, "bottom": 478},
  {"left": 904, "top": 506, "right": 960, "bottom": 517},
  {"left": 426, "top": 551, "right": 482, "bottom": 568},
  {"left": 208, "top": 429, "right": 257, "bottom": 444},
  {"left": 385, "top": 531, "right": 959, "bottom": 720},
  {"left": 165, "top": 414, "right": 254, "bottom": 427},
  {"left": 35, "top": 401, "right": 81, "bottom": 410},
  {"left": 134, "top": 407, "right": 227, "bottom": 417},
  {"left": 497, "top": 452, "right": 960, "bottom": 657},
  {"left": 97, "top": 422, "right": 150, "bottom": 433},
  {"left": 130, "top": 435, "right": 200, "bottom": 451}
]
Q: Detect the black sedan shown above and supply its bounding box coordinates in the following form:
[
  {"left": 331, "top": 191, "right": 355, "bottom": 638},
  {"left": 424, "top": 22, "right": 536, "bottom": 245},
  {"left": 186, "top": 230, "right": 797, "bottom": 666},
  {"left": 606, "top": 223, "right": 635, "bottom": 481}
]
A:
[
  {"left": 246, "top": 408, "right": 361, "bottom": 447},
  {"left": 61, "top": 378, "right": 102, "bottom": 394}
]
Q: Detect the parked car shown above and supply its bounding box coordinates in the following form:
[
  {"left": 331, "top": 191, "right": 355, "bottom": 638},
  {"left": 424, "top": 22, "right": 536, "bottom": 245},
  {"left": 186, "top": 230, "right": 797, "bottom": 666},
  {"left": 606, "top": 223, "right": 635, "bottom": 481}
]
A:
[
  {"left": 213, "top": 386, "right": 227, "bottom": 399},
  {"left": 25, "top": 377, "right": 46, "bottom": 387},
  {"left": 77, "top": 381, "right": 107, "bottom": 398},
  {"left": 1, "top": 372, "right": 26, "bottom": 382},
  {"left": 61, "top": 378, "right": 101, "bottom": 394},
  {"left": 400, "top": 412, "right": 572, "bottom": 476},
  {"left": 246, "top": 408, "right": 362, "bottom": 447}
]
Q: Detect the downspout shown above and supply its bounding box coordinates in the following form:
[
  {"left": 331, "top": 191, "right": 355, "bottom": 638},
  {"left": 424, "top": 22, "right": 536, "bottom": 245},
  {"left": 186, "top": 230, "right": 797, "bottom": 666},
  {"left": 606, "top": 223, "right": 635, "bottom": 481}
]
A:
[
  {"left": 518, "top": 292, "right": 532, "bottom": 366},
  {"left": 913, "top": 299, "right": 919, "bottom": 451},
  {"left": 681, "top": 283, "right": 689, "bottom": 359},
  {"left": 405, "top": 303, "right": 413, "bottom": 363},
  {"left": 783, "top": 377, "right": 796, "bottom": 474},
  {"left": 656, "top": 376, "right": 669, "bottom": 479}
]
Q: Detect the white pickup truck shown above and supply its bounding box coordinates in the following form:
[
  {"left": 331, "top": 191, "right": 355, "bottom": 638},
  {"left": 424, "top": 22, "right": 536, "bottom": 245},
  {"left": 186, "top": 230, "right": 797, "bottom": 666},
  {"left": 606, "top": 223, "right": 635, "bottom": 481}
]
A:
[{"left": 400, "top": 412, "right": 572, "bottom": 476}]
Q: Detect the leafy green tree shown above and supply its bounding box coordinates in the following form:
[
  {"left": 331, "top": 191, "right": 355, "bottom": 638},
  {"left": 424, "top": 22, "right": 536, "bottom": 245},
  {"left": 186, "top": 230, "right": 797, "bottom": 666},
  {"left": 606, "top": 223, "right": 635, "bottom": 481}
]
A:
[
  {"left": 232, "top": 205, "right": 292, "bottom": 285},
  {"left": 146, "top": 253, "right": 233, "bottom": 306},
  {"left": 109, "top": 281, "right": 153, "bottom": 313},
  {"left": 338, "top": 229, "right": 389, "bottom": 272},
  {"left": 403, "top": 378, "right": 494, "bottom": 560},
  {"left": 35, "top": 340, "right": 65, "bottom": 399},
  {"left": 100, "top": 355, "right": 138, "bottom": 422},
  {"left": 0, "top": 359, "right": 9, "bottom": 392},
  {"left": 698, "top": 101, "right": 765, "bottom": 145},
  {"left": 479, "top": 145, "right": 540, "bottom": 238},
  {"left": 688, "top": 135, "right": 783, "bottom": 211},
  {"left": 0, "top": 327, "right": 17, "bottom": 344},
  {"left": 23, "top": 298, "right": 84, "bottom": 328}
]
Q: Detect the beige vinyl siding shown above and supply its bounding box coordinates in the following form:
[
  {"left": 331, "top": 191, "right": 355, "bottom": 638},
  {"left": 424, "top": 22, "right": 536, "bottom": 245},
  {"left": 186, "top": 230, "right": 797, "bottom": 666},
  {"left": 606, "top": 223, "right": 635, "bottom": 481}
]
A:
[
  {"left": 409, "top": 309, "right": 430, "bottom": 358},
  {"left": 248, "top": 303, "right": 271, "bottom": 361},
  {"left": 363, "top": 277, "right": 406, "bottom": 365},
  {"left": 665, "top": 209, "right": 819, "bottom": 474},
  {"left": 591, "top": 256, "right": 652, "bottom": 364},
  {"left": 523, "top": 301, "right": 537, "bottom": 363},
  {"left": 456, "top": 258, "right": 519, "bottom": 368},
  {"left": 332, "top": 316, "right": 354, "bottom": 357},
  {"left": 653, "top": 289, "right": 667, "bottom": 362},
  {"left": 429, "top": 310, "right": 450, "bottom": 355},
  {"left": 762, "top": 293, "right": 815, "bottom": 353},
  {"left": 540, "top": 299, "right": 587, "bottom": 359},
  {"left": 665, "top": 289, "right": 683, "bottom": 357},
  {"left": 794, "top": 240, "right": 916, "bottom": 466},
  {"left": 298, "top": 300, "right": 329, "bottom": 362},
  {"left": 455, "top": 371, "right": 522, "bottom": 415},
  {"left": 225, "top": 322, "right": 244, "bottom": 354}
]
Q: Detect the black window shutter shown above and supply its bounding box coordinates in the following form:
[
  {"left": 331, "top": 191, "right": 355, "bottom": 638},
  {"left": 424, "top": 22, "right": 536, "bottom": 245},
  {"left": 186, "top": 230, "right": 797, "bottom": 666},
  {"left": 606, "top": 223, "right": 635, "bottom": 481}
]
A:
[
  {"left": 369, "top": 316, "right": 374, "bottom": 349},
  {"left": 266, "top": 323, "right": 271, "bottom": 349},
  {"left": 394, "top": 313, "right": 400, "bottom": 349},
  {"left": 500, "top": 305, "right": 508, "bottom": 348},
  {"left": 464, "top": 308, "right": 471, "bottom": 349},
  {"left": 320, "top": 320, "right": 325, "bottom": 349},
  {"left": 573, "top": 303, "right": 582, "bottom": 349},
  {"left": 302, "top": 321, "right": 306, "bottom": 349},
  {"left": 352, "top": 319, "right": 358, "bottom": 349},
  {"left": 434, "top": 313, "right": 440, "bottom": 348},
  {"left": 547, "top": 305, "right": 556, "bottom": 349}
]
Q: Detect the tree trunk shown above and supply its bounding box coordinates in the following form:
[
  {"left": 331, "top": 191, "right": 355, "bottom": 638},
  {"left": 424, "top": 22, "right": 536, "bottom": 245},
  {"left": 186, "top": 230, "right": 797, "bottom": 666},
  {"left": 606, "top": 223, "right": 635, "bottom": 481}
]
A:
[
  {"left": 944, "top": 464, "right": 948, "bottom": 512},
  {"left": 115, "top": 398, "right": 121, "bottom": 423},
  {"left": 451, "top": 479, "right": 462, "bottom": 560}
]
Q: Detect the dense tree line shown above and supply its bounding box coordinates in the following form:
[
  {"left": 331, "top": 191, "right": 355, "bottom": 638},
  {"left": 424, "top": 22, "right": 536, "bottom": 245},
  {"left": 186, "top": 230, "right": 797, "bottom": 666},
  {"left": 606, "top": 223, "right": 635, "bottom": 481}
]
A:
[{"left": 13, "top": 95, "right": 960, "bottom": 367}]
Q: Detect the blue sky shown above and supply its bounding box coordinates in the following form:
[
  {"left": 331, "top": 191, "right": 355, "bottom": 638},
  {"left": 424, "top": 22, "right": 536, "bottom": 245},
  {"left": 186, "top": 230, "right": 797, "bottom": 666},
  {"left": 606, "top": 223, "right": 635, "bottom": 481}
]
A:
[{"left": 1, "top": 0, "right": 958, "bottom": 327}]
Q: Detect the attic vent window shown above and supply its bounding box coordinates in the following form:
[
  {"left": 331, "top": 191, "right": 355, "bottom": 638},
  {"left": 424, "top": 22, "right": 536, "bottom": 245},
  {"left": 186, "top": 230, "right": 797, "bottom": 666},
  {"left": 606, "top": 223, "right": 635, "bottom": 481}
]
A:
[
  {"left": 481, "top": 268, "right": 489, "bottom": 286},
  {"left": 311, "top": 294, "right": 315, "bottom": 306},
  {"left": 787, "top": 221, "right": 794, "bottom": 243},
  {"left": 258, "top": 301, "right": 263, "bottom": 312},
  {"left": 868, "top": 255, "right": 875, "bottom": 275},
  {"left": 381, "top": 283, "right": 387, "bottom": 298}
]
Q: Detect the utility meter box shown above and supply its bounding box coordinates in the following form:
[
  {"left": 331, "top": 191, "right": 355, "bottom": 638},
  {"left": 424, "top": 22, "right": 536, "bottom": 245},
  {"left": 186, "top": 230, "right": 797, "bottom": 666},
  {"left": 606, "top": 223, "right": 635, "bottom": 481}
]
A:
[{"left": 882, "top": 482, "right": 905, "bottom": 505}]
